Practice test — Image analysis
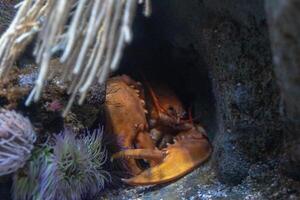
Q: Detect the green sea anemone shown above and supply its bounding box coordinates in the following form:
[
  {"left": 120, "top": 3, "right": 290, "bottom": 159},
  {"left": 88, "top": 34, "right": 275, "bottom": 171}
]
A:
[
  {"left": 49, "top": 129, "right": 110, "bottom": 200},
  {"left": 12, "top": 147, "right": 52, "bottom": 200},
  {"left": 12, "top": 128, "right": 110, "bottom": 200}
]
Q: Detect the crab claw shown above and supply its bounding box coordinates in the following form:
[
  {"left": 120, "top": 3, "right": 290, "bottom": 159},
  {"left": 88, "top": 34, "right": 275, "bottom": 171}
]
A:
[{"left": 112, "top": 128, "right": 212, "bottom": 185}]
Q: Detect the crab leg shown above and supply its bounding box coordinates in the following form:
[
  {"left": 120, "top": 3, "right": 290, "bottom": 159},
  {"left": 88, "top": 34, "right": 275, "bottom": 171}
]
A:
[
  {"left": 111, "top": 148, "right": 165, "bottom": 163},
  {"left": 112, "top": 128, "right": 212, "bottom": 186}
]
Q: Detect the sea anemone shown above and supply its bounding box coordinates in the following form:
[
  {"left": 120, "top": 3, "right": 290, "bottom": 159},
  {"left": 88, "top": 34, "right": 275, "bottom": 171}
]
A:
[
  {"left": 12, "top": 147, "right": 53, "bottom": 200},
  {"left": 12, "top": 128, "right": 110, "bottom": 200},
  {"left": 0, "top": 109, "right": 36, "bottom": 176},
  {"left": 47, "top": 128, "right": 110, "bottom": 200}
]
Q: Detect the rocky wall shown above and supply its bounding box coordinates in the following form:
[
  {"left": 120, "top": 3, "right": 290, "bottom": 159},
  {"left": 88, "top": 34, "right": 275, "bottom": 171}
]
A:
[
  {"left": 266, "top": 0, "right": 300, "bottom": 180},
  {"left": 150, "top": 0, "right": 282, "bottom": 185}
]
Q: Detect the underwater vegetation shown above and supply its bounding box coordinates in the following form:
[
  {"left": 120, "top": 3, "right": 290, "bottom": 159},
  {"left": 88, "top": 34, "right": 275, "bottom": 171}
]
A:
[
  {"left": 0, "top": 0, "right": 152, "bottom": 116},
  {"left": 12, "top": 128, "right": 110, "bottom": 200},
  {"left": 12, "top": 147, "right": 52, "bottom": 200},
  {"left": 0, "top": 109, "right": 36, "bottom": 176}
]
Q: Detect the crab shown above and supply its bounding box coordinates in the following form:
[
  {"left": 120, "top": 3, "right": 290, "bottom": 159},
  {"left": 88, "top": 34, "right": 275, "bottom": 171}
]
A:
[{"left": 106, "top": 74, "right": 212, "bottom": 185}]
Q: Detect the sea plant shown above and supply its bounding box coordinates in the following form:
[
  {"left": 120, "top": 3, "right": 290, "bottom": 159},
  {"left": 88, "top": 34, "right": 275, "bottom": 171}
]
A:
[
  {"left": 0, "top": 109, "right": 36, "bottom": 176},
  {"left": 0, "top": 0, "right": 152, "bottom": 116},
  {"left": 12, "top": 147, "right": 53, "bottom": 200},
  {"left": 48, "top": 129, "right": 110, "bottom": 200},
  {"left": 12, "top": 128, "right": 110, "bottom": 200}
]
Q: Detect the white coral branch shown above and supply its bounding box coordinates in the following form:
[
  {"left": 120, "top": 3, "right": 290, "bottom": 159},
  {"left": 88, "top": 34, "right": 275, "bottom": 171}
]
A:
[{"left": 0, "top": 0, "right": 151, "bottom": 116}]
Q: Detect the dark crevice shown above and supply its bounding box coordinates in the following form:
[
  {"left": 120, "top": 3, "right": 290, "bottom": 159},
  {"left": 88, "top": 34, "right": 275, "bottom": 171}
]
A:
[{"left": 116, "top": 6, "right": 217, "bottom": 140}]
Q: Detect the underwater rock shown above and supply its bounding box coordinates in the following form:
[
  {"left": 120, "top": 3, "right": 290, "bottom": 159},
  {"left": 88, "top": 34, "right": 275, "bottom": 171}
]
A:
[
  {"left": 153, "top": 0, "right": 282, "bottom": 185},
  {"left": 0, "top": 68, "right": 30, "bottom": 109},
  {"left": 215, "top": 132, "right": 251, "bottom": 186},
  {"left": 265, "top": 0, "right": 300, "bottom": 181},
  {"left": 0, "top": 0, "right": 19, "bottom": 34},
  {"left": 199, "top": 0, "right": 282, "bottom": 185},
  {"left": 0, "top": 109, "right": 36, "bottom": 176}
]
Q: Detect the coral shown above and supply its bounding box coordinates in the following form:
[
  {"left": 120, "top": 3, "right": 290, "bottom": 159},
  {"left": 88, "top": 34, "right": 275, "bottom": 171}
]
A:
[
  {"left": 12, "top": 128, "right": 110, "bottom": 200},
  {"left": 0, "top": 109, "right": 36, "bottom": 176},
  {"left": 0, "top": 0, "right": 152, "bottom": 116},
  {"left": 0, "top": 68, "right": 30, "bottom": 109},
  {"left": 44, "top": 100, "right": 63, "bottom": 112}
]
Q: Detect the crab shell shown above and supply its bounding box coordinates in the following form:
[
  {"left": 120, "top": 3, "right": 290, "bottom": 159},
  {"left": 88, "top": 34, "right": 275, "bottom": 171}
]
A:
[{"left": 105, "top": 75, "right": 156, "bottom": 175}]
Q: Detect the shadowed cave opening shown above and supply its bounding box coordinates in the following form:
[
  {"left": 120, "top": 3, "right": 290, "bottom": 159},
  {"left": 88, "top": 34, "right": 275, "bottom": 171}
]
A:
[{"left": 115, "top": 6, "right": 217, "bottom": 140}]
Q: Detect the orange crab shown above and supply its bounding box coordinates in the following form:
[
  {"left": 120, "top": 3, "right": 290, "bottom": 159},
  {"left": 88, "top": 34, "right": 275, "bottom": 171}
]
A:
[{"left": 106, "top": 75, "right": 212, "bottom": 185}]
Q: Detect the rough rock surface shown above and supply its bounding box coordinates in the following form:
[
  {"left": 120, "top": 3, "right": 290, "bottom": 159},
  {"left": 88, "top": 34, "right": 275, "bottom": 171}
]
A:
[
  {"left": 99, "top": 160, "right": 300, "bottom": 200},
  {"left": 0, "top": 0, "right": 19, "bottom": 34},
  {"left": 266, "top": 0, "right": 300, "bottom": 180},
  {"left": 197, "top": 0, "right": 283, "bottom": 185},
  {"left": 100, "top": 0, "right": 299, "bottom": 199},
  {"left": 129, "top": 0, "right": 283, "bottom": 185}
]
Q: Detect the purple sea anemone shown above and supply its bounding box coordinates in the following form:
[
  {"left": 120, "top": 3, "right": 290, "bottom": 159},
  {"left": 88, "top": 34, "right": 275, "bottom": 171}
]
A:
[
  {"left": 13, "top": 127, "right": 110, "bottom": 200},
  {"left": 44, "top": 128, "right": 110, "bottom": 200},
  {"left": 0, "top": 109, "right": 36, "bottom": 176},
  {"left": 12, "top": 147, "right": 53, "bottom": 200},
  {"left": 13, "top": 128, "right": 110, "bottom": 200}
]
